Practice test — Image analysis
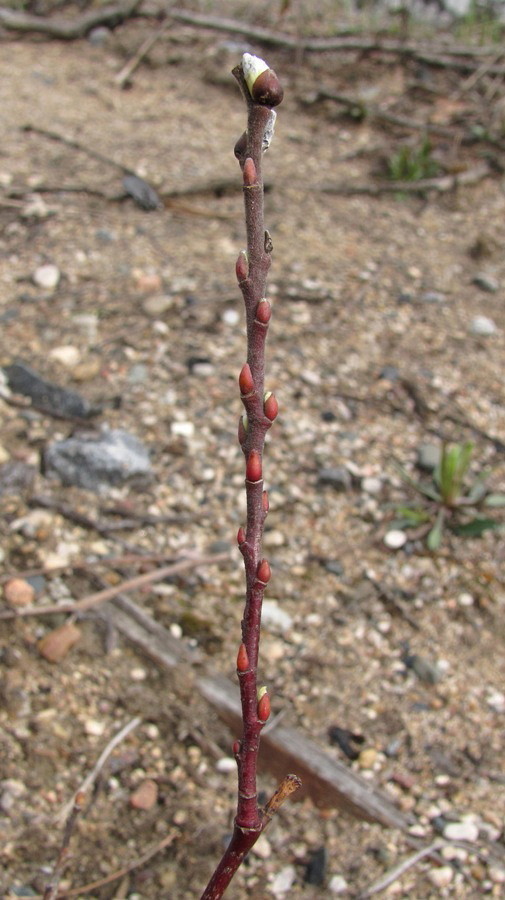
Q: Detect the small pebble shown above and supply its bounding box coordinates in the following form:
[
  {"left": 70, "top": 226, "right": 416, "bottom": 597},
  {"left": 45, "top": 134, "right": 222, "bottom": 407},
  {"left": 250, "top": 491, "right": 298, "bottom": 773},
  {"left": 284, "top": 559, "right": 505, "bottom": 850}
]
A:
[
  {"left": 420, "top": 291, "right": 445, "bottom": 303},
  {"left": 216, "top": 757, "right": 236, "bottom": 774},
  {"left": 443, "top": 820, "right": 479, "bottom": 842},
  {"left": 130, "top": 778, "right": 158, "bottom": 810},
  {"left": 486, "top": 690, "right": 505, "bottom": 713},
  {"left": 130, "top": 667, "right": 147, "bottom": 682},
  {"left": 251, "top": 833, "right": 271, "bottom": 859},
  {"left": 428, "top": 865, "right": 454, "bottom": 888},
  {"left": 358, "top": 748, "right": 377, "bottom": 769},
  {"left": 38, "top": 623, "right": 81, "bottom": 663},
  {"left": 362, "top": 476, "right": 382, "bottom": 495},
  {"left": 489, "top": 865, "right": 505, "bottom": 884},
  {"left": 33, "top": 263, "right": 60, "bottom": 289},
  {"left": 3, "top": 577, "right": 35, "bottom": 608},
  {"left": 261, "top": 600, "right": 293, "bottom": 631},
  {"left": 458, "top": 592, "right": 474, "bottom": 607},
  {"left": 328, "top": 874, "right": 348, "bottom": 894},
  {"left": 222, "top": 308, "right": 240, "bottom": 326},
  {"left": 472, "top": 273, "right": 499, "bottom": 293},
  {"left": 417, "top": 443, "right": 441, "bottom": 472},
  {"left": 142, "top": 295, "right": 173, "bottom": 317},
  {"left": 171, "top": 421, "right": 194, "bottom": 438},
  {"left": 384, "top": 529, "right": 407, "bottom": 549},
  {"left": 263, "top": 529, "right": 285, "bottom": 547},
  {"left": 470, "top": 315, "right": 497, "bottom": 336},
  {"left": 84, "top": 718, "right": 106, "bottom": 737},
  {"left": 270, "top": 864, "right": 296, "bottom": 896},
  {"left": 49, "top": 345, "right": 81, "bottom": 368},
  {"left": 318, "top": 466, "right": 352, "bottom": 491}
]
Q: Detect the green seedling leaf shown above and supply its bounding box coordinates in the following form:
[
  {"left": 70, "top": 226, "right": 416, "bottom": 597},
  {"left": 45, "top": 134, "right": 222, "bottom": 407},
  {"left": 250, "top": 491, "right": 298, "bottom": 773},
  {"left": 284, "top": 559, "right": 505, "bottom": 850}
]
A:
[
  {"left": 393, "top": 506, "right": 431, "bottom": 526},
  {"left": 426, "top": 509, "right": 445, "bottom": 550},
  {"left": 484, "top": 493, "right": 505, "bottom": 508},
  {"left": 437, "top": 441, "right": 473, "bottom": 505},
  {"left": 451, "top": 518, "right": 502, "bottom": 537},
  {"left": 394, "top": 462, "right": 441, "bottom": 502}
]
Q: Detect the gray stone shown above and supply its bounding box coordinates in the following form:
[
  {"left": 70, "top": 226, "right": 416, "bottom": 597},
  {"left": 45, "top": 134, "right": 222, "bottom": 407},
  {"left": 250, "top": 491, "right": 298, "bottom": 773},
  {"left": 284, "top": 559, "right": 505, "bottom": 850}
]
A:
[
  {"left": 318, "top": 466, "right": 352, "bottom": 491},
  {"left": 44, "top": 429, "right": 152, "bottom": 492},
  {"left": 470, "top": 315, "right": 497, "bottom": 337},
  {"left": 405, "top": 653, "right": 442, "bottom": 684},
  {"left": 417, "top": 442, "right": 441, "bottom": 472},
  {"left": 420, "top": 291, "right": 446, "bottom": 304},
  {"left": 3, "top": 362, "right": 98, "bottom": 420},
  {"left": 472, "top": 273, "right": 499, "bottom": 293}
]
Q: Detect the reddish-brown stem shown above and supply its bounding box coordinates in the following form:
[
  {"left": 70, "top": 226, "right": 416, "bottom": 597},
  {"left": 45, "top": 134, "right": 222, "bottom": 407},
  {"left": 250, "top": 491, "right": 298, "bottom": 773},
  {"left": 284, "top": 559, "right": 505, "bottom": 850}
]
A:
[{"left": 200, "top": 58, "right": 300, "bottom": 900}]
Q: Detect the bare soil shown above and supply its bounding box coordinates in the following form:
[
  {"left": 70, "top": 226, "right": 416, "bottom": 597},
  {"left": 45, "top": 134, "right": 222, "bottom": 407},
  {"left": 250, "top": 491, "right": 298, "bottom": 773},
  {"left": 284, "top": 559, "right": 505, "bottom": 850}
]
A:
[{"left": 1, "top": 5, "right": 504, "bottom": 899}]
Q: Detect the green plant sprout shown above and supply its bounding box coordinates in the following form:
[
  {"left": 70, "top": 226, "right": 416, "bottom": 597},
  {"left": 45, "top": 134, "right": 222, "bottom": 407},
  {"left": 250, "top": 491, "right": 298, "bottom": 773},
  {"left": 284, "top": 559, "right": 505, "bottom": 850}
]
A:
[
  {"left": 393, "top": 441, "right": 505, "bottom": 551},
  {"left": 387, "top": 134, "right": 439, "bottom": 182}
]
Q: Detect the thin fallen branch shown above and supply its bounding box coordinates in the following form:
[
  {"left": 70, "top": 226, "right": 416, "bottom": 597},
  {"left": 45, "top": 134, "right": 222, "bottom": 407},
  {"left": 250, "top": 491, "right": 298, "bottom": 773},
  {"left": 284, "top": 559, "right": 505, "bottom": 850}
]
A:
[
  {"left": 0, "top": 551, "right": 230, "bottom": 619},
  {"left": 0, "top": 0, "right": 141, "bottom": 39},
  {"left": 307, "top": 88, "right": 455, "bottom": 138},
  {"left": 166, "top": 9, "right": 505, "bottom": 73},
  {"left": 22, "top": 124, "right": 134, "bottom": 176},
  {"left": 57, "top": 716, "right": 141, "bottom": 824},
  {"left": 357, "top": 839, "right": 446, "bottom": 898},
  {"left": 115, "top": 17, "right": 171, "bottom": 88},
  {"left": 317, "top": 161, "right": 490, "bottom": 196},
  {"left": 44, "top": 791, "right": 85, "bottom": 900}
]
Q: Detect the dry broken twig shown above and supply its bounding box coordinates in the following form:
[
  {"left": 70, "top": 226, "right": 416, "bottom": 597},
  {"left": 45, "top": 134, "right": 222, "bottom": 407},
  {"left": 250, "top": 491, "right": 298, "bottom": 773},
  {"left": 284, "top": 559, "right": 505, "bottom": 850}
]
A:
[
  {"left": 317, "top": 161, "right": 490, "bottom": 196},
  {"left": 0, "top": 0, "right": 141, "bottom": 39},
  {"left": 57, "top": 716, "right": 141, "bottom": 824},
  {"left": 0, "top": 552, "right": 230, "bottom": 619}
]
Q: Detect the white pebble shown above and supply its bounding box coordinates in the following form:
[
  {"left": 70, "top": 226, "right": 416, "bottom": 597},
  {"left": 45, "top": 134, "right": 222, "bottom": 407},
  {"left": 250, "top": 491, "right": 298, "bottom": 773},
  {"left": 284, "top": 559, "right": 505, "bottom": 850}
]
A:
[
  {"left": 222, "top": 308, "right": 240, "bottom": 326},
  {"left": 170, "top": 623, "right": 183, "bottom": 639},
  {"left": 130, "top": 667, "right": 147, "bottom": 682},
  {"left": 362, "top": 476, "right": 382, "bottom": 495},
  {"left": 270, "top": 865, "right": 296, "bottom": 895},
  {"left": 33, "top": 263, "right": 60, "bottom": 289},
  {"left": 261, "top": 600, "right": 293, "bottom": 631},
  {"left": 489, "top": 865, "right": 505, "bottom": 884},
  {"left": 428, "top": 865, "right": 454, "bottom": 888},
  {"left": 458, "top": 592, "right": 474, "bottom": 607},
  {"left": 49, "top": 345, "right": 81, "bottom": 368},
  {"left": 487, "top": 689, "right": 505, "bottom": 713},
  {"left": 443, "top": 820, "right": 479, "bottom": 842},
  {"left": 84, "top": 719, "right": 106, "bottom": 737},
  {"left": 215, "top": 757, "right": 236, "bottom": 774},
  {"left": 171, "top": 421, "right": 194, "bottom": 438},
  {"left": 251, "top": 833, "right": 271, "bottom": 859},
  {"left": 328, "top": 874, "right": 348, "bottom": 894},
  {"left": 470, "top": 315, "right": 497, "bottom": 336},
  {"left": 383, "top": 529, "right": 407, "bottom": 549}
]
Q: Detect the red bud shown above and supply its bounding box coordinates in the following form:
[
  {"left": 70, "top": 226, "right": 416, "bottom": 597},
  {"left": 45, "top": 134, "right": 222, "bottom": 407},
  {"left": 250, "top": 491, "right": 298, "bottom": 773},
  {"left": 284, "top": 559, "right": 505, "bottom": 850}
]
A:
[
  {"left": 239, "top": 363, "right": 254, "bottom": 396},
  {"left": 246, "top": 450, "right": 262, "bottom": 482},
  {"left": 243, "top": 157, "right": 257, "bottom": 186},
  {"left": 237, "top": 526, "right": 246, "bottom": 546},
  {"left": 257, "top": 558, "right": 271, "bottom": 584},
  {"left": 262, "top": 490, "right": 269, "bottom": 513},
  {"left": 264, "top": 393, "right": 278, "bottom": 421},
  {"left": 236, "top": 251, "right": 248, "bottom": 283},
  {"left": 257, "top": 692, "right": 271, "bottom": 722},
  {"left": 232, "top": 740, "right": 241, "bottom": 757},
  {"left": 255, "top": 299, "right": 271, "bottom": 324},
  {"left": 237, "top": 643, "right": 249, "bottom": 672}
]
